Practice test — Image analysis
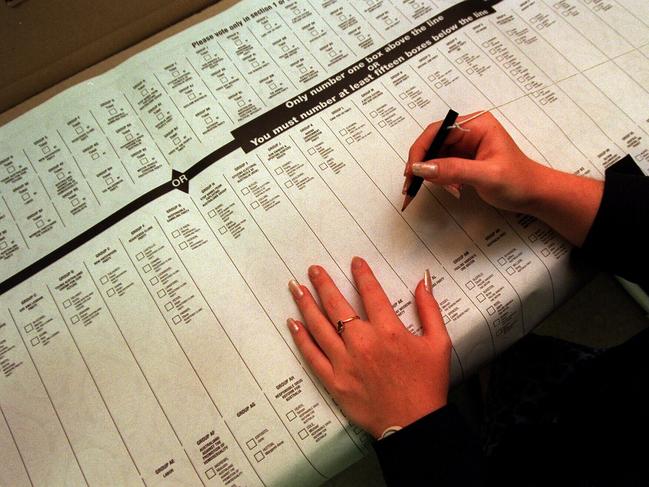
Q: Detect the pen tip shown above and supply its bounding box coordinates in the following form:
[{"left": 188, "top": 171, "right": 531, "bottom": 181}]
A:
[{"left": 401, "top": 195, "right": 412, "bottom": 212}]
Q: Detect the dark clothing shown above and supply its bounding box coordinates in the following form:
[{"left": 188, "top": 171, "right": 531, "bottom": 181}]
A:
[
  {"left": 375, "top": 404, "right": 484, "bottom": 486},
  {"left": 579, "top": 155, "right": 649, "bottom": 289},
  {"left": 374, "top": 155, "right": 649, "bottom": 486}
]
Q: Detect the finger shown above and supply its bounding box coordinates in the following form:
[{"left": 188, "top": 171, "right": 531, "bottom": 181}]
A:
[
  {"left": 408, "top": 121, "right": 440, "bottom": 167},
  {"left": 407, "top": 111, "right": 496, "bottom": 169},
  {"left": 438, "top": 139, "right": 477, "bottom": 161},
  {"left": 350, "top": 257, "right": 398, "bottom": 326},
  {"left": 414, "top": 279, "right": 449, "bottom": 344},
  {"left": 402, "top": 173, "right": 412, "bottom": 195},
  {"left": 442, "top": 184, "right": 462, "bottom": 199},
  {"left": 308, "top": 265, "right": 358, "bottom": 328},
  {"left": 411, "top": 156, "right": 493, "bottom": 187},
  {"left": 287, "top": 318, "right": 334, "bottom": 387},
  {"left": 443, "top": 111, "right": 494, "bottom": 155},
  {"left": 289, "top": 280, "right": 344, "bottom": 358}
]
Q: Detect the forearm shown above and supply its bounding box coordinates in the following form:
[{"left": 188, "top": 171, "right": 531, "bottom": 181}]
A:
[{"left": 522, "top": 164, "right": 604, "bottom": 247}]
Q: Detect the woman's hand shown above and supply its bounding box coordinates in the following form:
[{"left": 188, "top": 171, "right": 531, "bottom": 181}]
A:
[
  {"left": 405, "top": 111, "right": 543, "bottom": 213},
  {"left": 405, "top": 111, "right": 603, "bottom": 247},
  {"left": 287, "top": 256, "right": 451, "bottom": 439}
]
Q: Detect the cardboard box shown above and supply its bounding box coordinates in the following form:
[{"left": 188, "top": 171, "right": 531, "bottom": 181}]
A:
[{"left": 0, "top": 0, "right": 238, "bottom": 120}]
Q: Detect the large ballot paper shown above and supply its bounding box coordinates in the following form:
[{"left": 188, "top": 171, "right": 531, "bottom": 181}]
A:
[{"left": 1, "top": 0, "right": 649, "bottom": 485}]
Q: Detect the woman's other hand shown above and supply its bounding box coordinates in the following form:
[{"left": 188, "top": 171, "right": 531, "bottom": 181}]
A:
[{"left": 287, "top": 257, "right": 451, "bottom": 439}]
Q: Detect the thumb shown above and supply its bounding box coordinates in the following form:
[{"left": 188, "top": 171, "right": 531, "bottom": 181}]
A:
[
  {"left": 414, "top": 279, "right": 449, "bottom": 344},
  {"left": 412, "top": 157, "right": 485, "bottom": 187}
]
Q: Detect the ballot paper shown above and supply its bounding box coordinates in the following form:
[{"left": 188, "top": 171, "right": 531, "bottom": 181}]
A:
[{"left": 1, "top": 0, "right": 648, "bottom": 485}]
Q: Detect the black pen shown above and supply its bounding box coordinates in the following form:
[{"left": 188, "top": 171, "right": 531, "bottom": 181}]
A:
[{"left": 401, "top": 109, "right": 459, "bottom": 211}]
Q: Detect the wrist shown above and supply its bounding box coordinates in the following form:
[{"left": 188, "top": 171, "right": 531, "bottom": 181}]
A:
[
  {"left": 370, "top": 398, "right": 448, "bottom": 439},
  {"left": 520, "top": 163, "right": 604, "bottom": 246},
  {"left": 517, "top": 160, "right": 557, "bottom": 216}
]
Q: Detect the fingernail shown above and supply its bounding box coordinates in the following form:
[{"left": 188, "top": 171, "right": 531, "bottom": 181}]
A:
[
  {"left": 412, "top": 162, "right": 438, "bottom": 179},
  {"left": 424, "top": 269, "right": 433, "bottom": 293},
  {"left": 352, "top": 256, "right": 363, "bottom": 270},
  {"left": 402, "top": 178, "right": 410, "bottom": 194},
  {"left": 308, "top": 265, "right": 320, "bottom": 279},
  {"left": 443, "top": 184, "right": 461, "bottom": 199},
  {"left": 288, "top": 279, "right": 304, "bottom": 299},
  {"left": 287, "top": 318, "right": 299, "bottom": 333}
]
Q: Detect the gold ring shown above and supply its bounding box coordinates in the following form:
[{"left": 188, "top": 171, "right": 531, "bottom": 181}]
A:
[{"left": 336, "top": 315, "right": 360, "bottom": 335}]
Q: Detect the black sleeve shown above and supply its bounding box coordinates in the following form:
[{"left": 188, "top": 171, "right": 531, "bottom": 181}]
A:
[
  {"left": 373, "top": 404, "right": 483, "bottom": 487},
  {"left": 577, "top": 155, "right": 649, "bottom": 288}
]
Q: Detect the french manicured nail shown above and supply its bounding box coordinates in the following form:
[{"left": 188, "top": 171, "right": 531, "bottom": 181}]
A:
[
  {"left": 412, "top": 162, "right": 438, "bottom": 179},
  {"left": 308, "top": 265, "right": 320, "bottom": 279},
  {"left": 443, "top": 184, "right": 461, "bottom": 199},
  {"left": 352, "top": 256, "right": 363, "bottom": 270},
  {"left": 424, "top": 269, "right": 433, "bottom": 293},
  {"left": 288, "top": 279, "right": 304, "bottom": 299},
  {"left": 287, "top": 318, "right": 299, "bottom": 333}
]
